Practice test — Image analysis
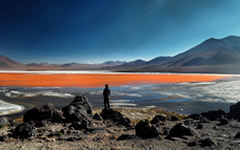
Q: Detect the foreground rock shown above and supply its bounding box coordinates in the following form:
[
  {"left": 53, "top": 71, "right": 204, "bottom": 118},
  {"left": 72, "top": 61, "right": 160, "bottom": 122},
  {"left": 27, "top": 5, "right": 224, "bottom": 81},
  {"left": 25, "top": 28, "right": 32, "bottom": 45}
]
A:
[
  {"left": 187, "top": 113, "right": 202, "bottom": 120},
  {"left": 200, "top": 137, "right": 216, "bottom": 147},
  {"left": 12, "top": 123, "right": 36, "bottom": 139},
  {"left": 100, "top": 108, "right": 131, "bottom": 127},
  {"left": 23, "top": 103, "right": 65, "bottom": 124},
  {"left": 230, "top": 102, "right": 240, "bottom": 114},
  {"left": 3, "top": 100, "right": 240, "bottom": 149},
  {"left": 135, "top": 120, "right": 160, "bottom": 138},
  {"left": 227, "top": 102, "right": 240, "bottom": 120},
  {"left": 150, "top": 114, "right": 166, "bottom": 124},
  {"left": 167, "top": 123, "right": 194, "bottom": 138},
  {"left": 201, "top": 109, "right": 225, "bottom": 121},
  {"left": 62, "top": 96, "right": 93, "bottom": 128}
]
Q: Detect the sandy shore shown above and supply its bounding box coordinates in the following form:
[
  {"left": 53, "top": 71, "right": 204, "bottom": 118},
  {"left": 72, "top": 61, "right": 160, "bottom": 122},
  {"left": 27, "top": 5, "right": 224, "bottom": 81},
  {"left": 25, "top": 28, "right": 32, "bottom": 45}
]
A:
[{"left": 0, "top": 100, "right": 24, "bottom": 115}]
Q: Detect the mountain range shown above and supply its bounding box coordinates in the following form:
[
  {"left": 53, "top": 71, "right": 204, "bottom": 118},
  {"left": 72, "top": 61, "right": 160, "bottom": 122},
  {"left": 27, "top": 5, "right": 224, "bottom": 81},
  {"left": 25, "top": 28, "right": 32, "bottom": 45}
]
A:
[{"left": 1, "top": 35, "right": 240, "bottom": 73}]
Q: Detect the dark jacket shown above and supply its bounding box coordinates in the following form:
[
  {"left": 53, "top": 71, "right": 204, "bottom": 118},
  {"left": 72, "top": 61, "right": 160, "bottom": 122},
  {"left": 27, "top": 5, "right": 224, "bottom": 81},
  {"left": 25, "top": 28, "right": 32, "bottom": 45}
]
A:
[{"left": 103, "top": 88, "right": 111, "bottom": 97}]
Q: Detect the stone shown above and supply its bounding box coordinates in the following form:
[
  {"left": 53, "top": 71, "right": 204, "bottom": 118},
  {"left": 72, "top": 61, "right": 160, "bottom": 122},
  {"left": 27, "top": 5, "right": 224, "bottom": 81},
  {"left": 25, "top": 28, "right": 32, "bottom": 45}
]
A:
[
  {"left": 135, "top": 120, "right": 160, "bottom": 138},
  {"left": 23, "top": 103, "right": 65, "bottom": 123},
  {"left": 100, "top": 108, "right": 131, "bottom": 127},
  {"left": 117, "top": 134, "right": 137, "bottom": 140},
  {"left": 62, "top": 96, "right": 93, "bottom": 127},
  {"left": 93, "top": 113, "right": 102, "bottom": 121},
  {"left": 230, "top": 102, "right": 240, "bottom": 114},
  {"left": 196, "top": 124, "right": 204, "bottom": 129},
  {"left": 167, "top": 123, "right": 194, "bottom": 138},
  {"left": 188, "top": 113, "right": 202, "bottom": 120},
  {"left": 171, "top": 115, "right": 178, "bottom": 121},
  {"left": 188, "top": 141, "right": 197, "bottom": 147},
  {"left": 12, "top": 123, "right": 37, "bottom": 139},
  {"left": 70, "top": 121, "right": 87, "bottom": 130},
  {"left": 0, "top": 135, "right": 8, "bottom": 141},
  {"left": 109, "top": 135, "right": 117, "bottom": 140},
  {"left": 118, "top": 117, "right": 131, "bottom": 127},
  {"left": 234, "top": 132, "right": 240, "bottom": 138},
  {"left": 200, "top": 137, "right": 216, "bottom": 147},
  {"left": 150, "top": 115, "right": 166, "bottom": 124},
  {"left": 201, "top": 109, "right": 225, "bottom": 121},
  {"left": 218, "top": 118, "right": 229, "bottom": 125}
]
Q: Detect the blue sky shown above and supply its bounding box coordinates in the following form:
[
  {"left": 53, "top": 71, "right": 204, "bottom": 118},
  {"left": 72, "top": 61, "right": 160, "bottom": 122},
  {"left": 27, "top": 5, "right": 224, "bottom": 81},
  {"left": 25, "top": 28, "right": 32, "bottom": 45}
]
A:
[{"left": 0, "top": 0, "right": 240, "bottom": 64}]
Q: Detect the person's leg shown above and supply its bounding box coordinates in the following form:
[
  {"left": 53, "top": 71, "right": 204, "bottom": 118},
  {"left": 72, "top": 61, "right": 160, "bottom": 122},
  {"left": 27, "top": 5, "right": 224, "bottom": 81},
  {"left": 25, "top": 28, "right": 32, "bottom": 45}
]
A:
[
  {"left": 104, "top": 98, "right": 107, "bottom": 109},
  {"left": 107, "top": 97, "right": 110, "bottom": 109}
]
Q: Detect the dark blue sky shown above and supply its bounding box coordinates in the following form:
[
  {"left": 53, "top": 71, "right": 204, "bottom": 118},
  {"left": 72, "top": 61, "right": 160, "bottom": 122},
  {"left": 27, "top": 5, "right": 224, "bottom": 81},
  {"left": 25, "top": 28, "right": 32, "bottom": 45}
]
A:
[{"left": 0, "top": 0, "right": 240, "bottom": 64}]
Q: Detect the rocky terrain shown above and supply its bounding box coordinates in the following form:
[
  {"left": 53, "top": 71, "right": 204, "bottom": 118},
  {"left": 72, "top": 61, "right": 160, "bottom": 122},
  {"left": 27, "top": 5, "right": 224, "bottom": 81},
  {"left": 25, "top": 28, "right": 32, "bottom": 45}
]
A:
[{"left": 1, "top": 96, "right": 240, "bottom": 149}]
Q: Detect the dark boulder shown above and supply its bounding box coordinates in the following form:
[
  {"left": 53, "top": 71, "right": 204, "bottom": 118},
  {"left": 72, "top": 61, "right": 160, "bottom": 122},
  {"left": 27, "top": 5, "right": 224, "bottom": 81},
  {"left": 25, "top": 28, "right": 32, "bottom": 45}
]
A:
[
  {"left": 0, "top": 135, "right": 8, "bottom": 141},
  {"left": 188, "top": 141, "right": 197, "bottom": 147},
  {"left": 69, "top": 120, "right": 87, "bottom": 130},
  {"left": 171, "top": 115, "right": 178, "bottom": 121},
  {"left": 196, "top": 124, "right": 204, "bottom": 129},
  {"left": 200, "top": 137, "right": 216, "bottom": 147},
  {"left": 62, "top": 96, "right": 93, "bottom": 127},
  {"left": 119, "top": 117, "right": 131, "bottom": 127},
  {"left": 23, "top": 103, "right": 65, "bottom": 124},
  {"left": 100, "top": 109, "right": 131, "bottom": 127},
  {"left": 12, "top": 123, "right": 37, "bottom": 139},
  {"left": 218, "top": 118, "right": 229, "bottom": 125},
  {"left": 234, "top": 132, "right": 240, "bottom": 138},
  {"left": 188, "top": 113, "right": 202, "bottom": 120},
  {"left": 135, "top": 120, "right": 160, "bottom": 138},
  {"left": 230, "top": 102, "right": 240, "bottom": 114},
  {"left": 93, "top": 113, "right": 102, "bottom": 121},
  {"left": 150, "top": 114, "right": 166, "bottom": 124},
  {"left": 201, "top": 109, "right": 225, "bottom": 121},
  {"left": 167, "top": 123, "right": 194, "bottom": 138}
]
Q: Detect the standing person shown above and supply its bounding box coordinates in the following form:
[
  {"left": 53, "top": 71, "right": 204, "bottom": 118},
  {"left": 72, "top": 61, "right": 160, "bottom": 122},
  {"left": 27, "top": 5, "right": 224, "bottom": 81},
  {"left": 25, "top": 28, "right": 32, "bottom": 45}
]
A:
[{"left": 103, "top": 84, "right": 111, "bottom": 110}]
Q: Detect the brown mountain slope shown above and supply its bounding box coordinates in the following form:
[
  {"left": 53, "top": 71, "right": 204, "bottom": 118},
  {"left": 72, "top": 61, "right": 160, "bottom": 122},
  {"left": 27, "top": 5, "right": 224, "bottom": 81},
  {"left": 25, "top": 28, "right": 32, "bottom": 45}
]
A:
[
  {"left": 0, "top": 55, "right": 25, "bottom": 68},
  {"left": 114, "top": 36, "right": 240, "bottom": 73}
]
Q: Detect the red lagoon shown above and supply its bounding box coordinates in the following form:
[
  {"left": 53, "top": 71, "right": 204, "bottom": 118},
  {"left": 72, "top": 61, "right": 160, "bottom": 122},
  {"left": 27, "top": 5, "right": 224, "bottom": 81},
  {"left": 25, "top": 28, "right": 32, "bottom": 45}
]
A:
[{"left": 0, "top": 73, "right": 230, "bottom": 88}]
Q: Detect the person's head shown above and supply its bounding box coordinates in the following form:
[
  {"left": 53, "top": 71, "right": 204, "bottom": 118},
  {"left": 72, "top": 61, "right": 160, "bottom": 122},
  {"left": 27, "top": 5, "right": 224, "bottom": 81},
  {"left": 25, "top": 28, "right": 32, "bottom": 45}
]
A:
[{"left": 105, "top": 84, "right": 108, "bottom": 88}]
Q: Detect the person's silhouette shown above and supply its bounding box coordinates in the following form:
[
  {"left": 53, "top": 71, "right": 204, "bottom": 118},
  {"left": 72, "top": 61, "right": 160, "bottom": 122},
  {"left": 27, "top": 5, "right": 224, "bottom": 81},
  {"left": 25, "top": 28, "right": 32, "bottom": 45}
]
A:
[{"left": 103, "top": 84, "right": 111, "bottom": 110}]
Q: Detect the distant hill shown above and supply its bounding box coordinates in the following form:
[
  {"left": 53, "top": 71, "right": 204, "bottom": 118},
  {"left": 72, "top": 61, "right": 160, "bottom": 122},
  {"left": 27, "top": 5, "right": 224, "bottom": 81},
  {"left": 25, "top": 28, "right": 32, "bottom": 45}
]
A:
[
  {"left": 0, "top": 55, "right": 25, "bottom": 68},
  {"left": 107, "top": 35, "right": 240, "bottom": 73},
  {"left": 139, "top": 35, "right": 240, "bottom": 73},
  {"left": 0, "top": 55, "right": 126, "bottom": 70},
  {"left": 1, "top": 35, "right": 240, "bottom": 73},
  {"left": 145, "top": 56, "right": 172, "bottom": 65},
  {"left": 102, "top": 61, "right": 127, "bottom": 65},
  {"left": 27, "top": 63, "right": 42, "bottom": 67}
]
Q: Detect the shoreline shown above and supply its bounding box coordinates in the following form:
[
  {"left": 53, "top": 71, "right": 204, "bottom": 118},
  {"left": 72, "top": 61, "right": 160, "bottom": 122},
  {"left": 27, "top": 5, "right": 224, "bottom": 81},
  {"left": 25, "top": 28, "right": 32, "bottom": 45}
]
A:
[
  {"left": 0, "top": 100, "right": 25, "bottom": 116},
  {"left": 0, "top": 70, "right": 239, "bottom": 76}
]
